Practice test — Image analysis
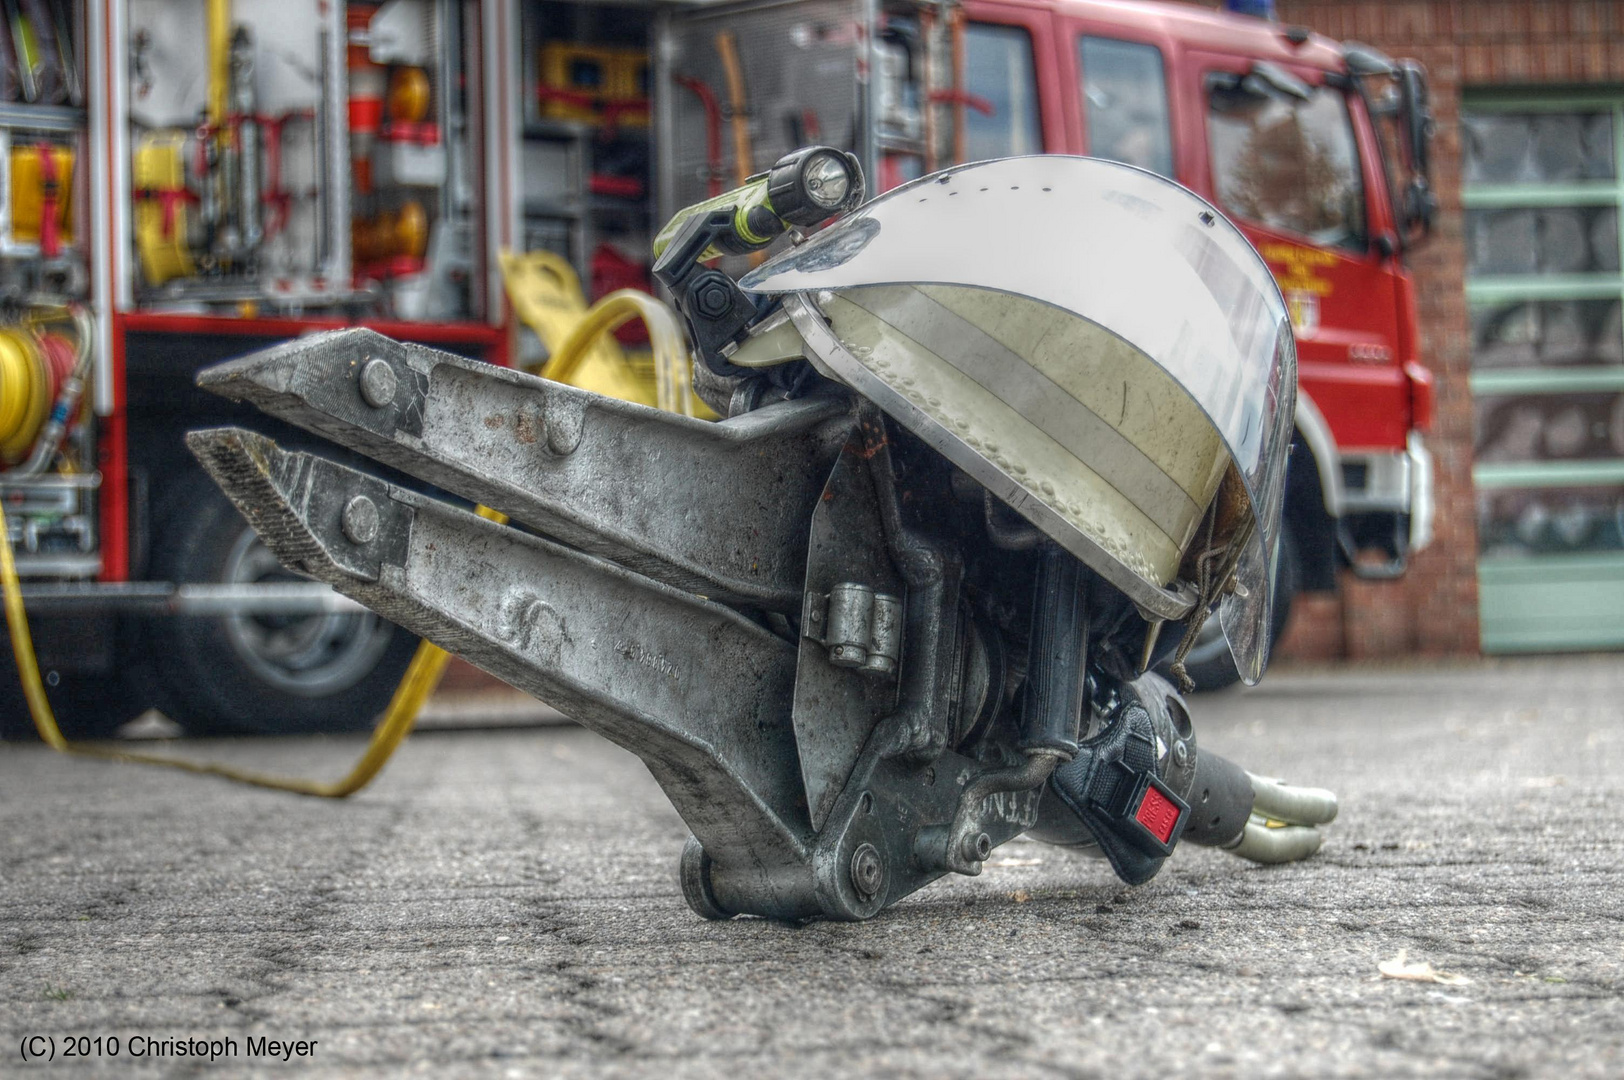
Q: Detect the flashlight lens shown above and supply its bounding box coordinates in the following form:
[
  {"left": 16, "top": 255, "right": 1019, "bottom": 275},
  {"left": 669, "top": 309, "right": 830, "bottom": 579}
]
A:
[{"left": 803, "top": 153, "right": 852, "bottom": 209}]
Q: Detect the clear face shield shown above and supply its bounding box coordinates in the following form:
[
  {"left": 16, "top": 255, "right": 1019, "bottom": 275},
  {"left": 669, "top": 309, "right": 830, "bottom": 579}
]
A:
[{"left": 738, "top": 156, "right": 1297, "bottom": 683}]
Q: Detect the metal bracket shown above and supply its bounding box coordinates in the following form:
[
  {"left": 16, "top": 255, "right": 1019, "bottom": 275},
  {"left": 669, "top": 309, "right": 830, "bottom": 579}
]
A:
[
  {"left": 808, "top": 718, "right": 1047, "bottom": 922},
  {"left": 650, "top": 208, "right": 766, "bottom": 375},
  {"left": 789, "top": 440, "right": 910, "bottom": 832},
  {"left": 801, "top": 583, "right": 904, "bottom": 677},
  {"left": 1337, "top": 516, "right": 1411, "bottom": 581}
]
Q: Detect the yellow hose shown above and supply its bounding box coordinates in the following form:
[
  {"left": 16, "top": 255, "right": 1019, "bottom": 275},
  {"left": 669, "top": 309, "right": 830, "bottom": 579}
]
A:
[
  {"left": 2, "top": 500, "right": 506, "bottom": 796},
  {"left": 543, "top": 288, "right": 694, "bottom": 416}
]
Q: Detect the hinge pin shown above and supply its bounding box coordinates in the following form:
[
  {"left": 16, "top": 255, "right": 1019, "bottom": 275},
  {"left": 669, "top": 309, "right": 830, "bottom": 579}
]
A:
[{"left": 342, "top": 495, "right": 380, "bottom": 545}]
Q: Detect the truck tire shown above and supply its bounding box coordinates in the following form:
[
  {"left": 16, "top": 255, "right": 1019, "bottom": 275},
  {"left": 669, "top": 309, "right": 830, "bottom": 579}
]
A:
[
  {"left": 141, "top": 470, "right": 417, "bottom": 736},
  {"left": 1159, "top": 526, "right": 1301, "bottom": 693}
]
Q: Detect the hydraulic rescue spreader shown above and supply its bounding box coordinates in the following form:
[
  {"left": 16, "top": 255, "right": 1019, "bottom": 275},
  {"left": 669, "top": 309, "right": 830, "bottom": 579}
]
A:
[{"left": 186, "top": 148, "right": 1338, "bottom": 922}]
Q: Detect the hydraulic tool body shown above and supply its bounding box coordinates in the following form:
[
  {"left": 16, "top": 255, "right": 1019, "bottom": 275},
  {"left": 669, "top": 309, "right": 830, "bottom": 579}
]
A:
[{"left": 190, "top": 149, "right": 1336, "bottom": 921}]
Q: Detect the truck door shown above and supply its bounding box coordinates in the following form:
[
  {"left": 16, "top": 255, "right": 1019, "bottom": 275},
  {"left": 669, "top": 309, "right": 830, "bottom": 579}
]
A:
[
  {"left": 1185, "top": 53, "right": 1412, "bottom": 450},
  {"left": 959, "top": 3, "right": 1068, "bottom": 159},
  {"left": 1062, "top": 24, "right": 1177, "bottom": 179}
]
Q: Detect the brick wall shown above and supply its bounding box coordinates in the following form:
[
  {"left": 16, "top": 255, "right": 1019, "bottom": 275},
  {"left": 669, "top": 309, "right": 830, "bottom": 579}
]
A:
[{"left": 1243, "top": 1, "right": 1622, "bottom": 660}]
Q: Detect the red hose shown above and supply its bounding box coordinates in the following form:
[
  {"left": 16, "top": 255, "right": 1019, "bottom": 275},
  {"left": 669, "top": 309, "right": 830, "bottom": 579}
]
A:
[{"left": 673, "top": 75, "right": 724, "bottom": 197}]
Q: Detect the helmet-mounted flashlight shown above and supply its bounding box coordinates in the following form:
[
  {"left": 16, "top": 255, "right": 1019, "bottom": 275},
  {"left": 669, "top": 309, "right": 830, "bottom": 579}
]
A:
[
  {"left": 651, "top": 145, "right": 866, "bottom": 265},
  {"left": 766, "top": 147, "right": 864, "bottom": 227},
  {"left": 650, "top": 145, "right": 866, "bottom": 375}
]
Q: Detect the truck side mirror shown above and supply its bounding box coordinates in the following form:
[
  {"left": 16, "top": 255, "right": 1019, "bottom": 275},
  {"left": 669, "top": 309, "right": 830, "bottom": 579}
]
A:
[{"left": 1398, "top": 61, "right": 1437, "bottom": 239}]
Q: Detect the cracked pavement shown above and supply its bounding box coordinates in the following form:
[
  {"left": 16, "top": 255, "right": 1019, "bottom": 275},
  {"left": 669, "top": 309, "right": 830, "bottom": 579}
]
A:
[{"left": 2, "top": 656, "right": 1621, "bottom": 1078}]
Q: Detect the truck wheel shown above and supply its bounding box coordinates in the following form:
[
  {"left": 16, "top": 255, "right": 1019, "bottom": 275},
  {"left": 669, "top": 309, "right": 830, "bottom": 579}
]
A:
[
  {"left": 142, "top": 471, "right": 417, "bottom": 736},
  {"left": 1160, "top": 527, "right": 1301, "bottom": 693}
]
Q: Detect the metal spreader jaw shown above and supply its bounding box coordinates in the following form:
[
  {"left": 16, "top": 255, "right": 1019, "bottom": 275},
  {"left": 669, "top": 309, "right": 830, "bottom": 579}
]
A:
[
  {"left": 184, "top": 328, "right": 932, "bottom": 920},
  {"left": 189, "top": 328, "right": 1336, "bottom": 922}
]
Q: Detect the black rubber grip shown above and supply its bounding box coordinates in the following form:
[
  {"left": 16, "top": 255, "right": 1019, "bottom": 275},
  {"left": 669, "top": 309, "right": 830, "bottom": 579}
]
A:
[
  {"left": 1019, "top": 543, "right": 1086, "bottom": 757},
  {"left": 1180, "top": 749, "right": 1256, "bottom": 847}
]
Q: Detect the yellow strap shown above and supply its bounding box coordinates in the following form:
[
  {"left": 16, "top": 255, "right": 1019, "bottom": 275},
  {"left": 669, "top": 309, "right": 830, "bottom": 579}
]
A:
[{"left": 1, "top": 499, "right": 507, "bottom": 797}]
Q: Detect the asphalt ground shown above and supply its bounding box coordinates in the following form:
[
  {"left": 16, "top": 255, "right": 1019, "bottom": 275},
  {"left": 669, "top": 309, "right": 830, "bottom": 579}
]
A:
[{"left": 2, "top": 656, "right": 1621, "bottom": 1079}]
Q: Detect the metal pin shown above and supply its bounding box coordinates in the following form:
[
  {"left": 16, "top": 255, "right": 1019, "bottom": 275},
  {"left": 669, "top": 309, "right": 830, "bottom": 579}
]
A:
[
  {"left": 359, "top": 358, "right": 398, "bottom": 409},
  {"left": 341, "top": 495, "right": 380, "bottom": 545}
]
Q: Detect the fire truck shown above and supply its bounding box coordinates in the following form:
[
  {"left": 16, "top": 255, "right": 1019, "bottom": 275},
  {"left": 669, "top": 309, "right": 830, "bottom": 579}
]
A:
[
  {"left": 0, "top": 0, "right": 518, "bottom": 737},
  {"left": 1, "top": 0, "right": 1435, "bottom": 739}
]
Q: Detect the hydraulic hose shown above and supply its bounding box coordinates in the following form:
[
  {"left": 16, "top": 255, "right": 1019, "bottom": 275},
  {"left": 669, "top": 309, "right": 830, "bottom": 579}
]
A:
[
  {"left": 1, "top": 500, "right": 506, "bottom": 796},
  {"left": 1178, "top": 747, "right": 1255, "bottom": 848},
  {"left": 1177, "top": 748, "right": 1340, "bottom": 863},
  {"left": 925, "top": 543, "right": 1086, "bottom": 875},
  {"left": 1019, "top": 543, "right": 1086, "bottom": 757}
]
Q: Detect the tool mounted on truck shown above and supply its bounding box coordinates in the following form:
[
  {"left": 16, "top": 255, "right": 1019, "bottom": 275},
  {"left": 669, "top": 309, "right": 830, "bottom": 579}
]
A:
[{"left": 190, "top": 148, "right": 1336, "bottom": 921}]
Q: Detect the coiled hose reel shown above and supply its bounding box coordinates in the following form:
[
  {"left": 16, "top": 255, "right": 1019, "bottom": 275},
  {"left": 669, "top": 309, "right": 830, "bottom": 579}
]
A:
[{"left": 0, "top": 325, "right": 77, "bottom": 463}]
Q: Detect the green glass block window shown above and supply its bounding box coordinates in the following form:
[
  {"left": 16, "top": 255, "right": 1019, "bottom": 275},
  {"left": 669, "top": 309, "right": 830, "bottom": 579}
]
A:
[
  {"left": 1470, "top": 298, "right": 1623, "bottom": 369},
  {"left": 1466, "top": 206, "right": 1619, "bottom": 275},
  {"left": 1464, "top": 92, "right": 1624, "bottom": 653},
  {"left": 1461, "top": 112, "right": 1614, "bottom": 184},
  {"left": 1478, "top": 484, "right": 1624, "bottom": 558}
]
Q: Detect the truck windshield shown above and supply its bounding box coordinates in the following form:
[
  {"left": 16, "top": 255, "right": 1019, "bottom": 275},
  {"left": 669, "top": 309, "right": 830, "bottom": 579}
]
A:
[{"left": 1207, "top": 78, "right": 1367, "bottom": 252}]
